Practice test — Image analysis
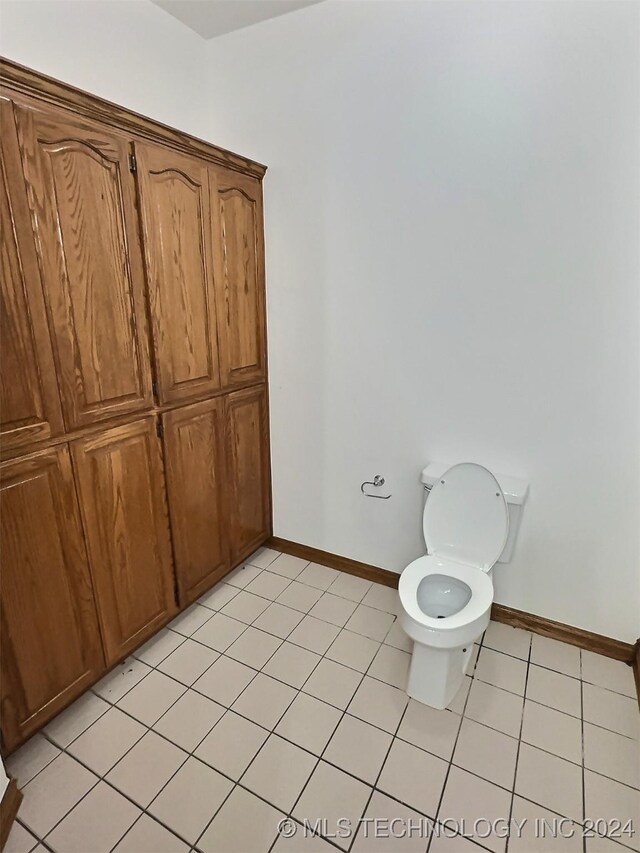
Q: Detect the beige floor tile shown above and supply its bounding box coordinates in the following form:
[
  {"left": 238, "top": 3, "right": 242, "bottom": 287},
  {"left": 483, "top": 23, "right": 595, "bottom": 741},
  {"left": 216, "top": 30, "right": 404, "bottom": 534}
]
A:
[
  {"left": 308, "top": 592, "right": 358, "bottom": 627},
  {"left": 19, "top": 753, "right": 97, "bottom": 837},
  {"left": 429, "top": 830, "right": 482, "bottom": 852},
  {"left": 6, "top": 733, "right": 60, "bottom": 786},
  {"left": 67, "top": 707, "right": 146, "bottom": 775},
  {"left": 191, "top": 612, "right": 247, "bottom": 652},
  {"left": 148, "top": 757, "right": 233, "bottom": 845},
  {"left": 264, "top": 641, "right": 321, "bottom": 688},
  {"left": 383, "top": 621, "right": 413, "bottom": 652},
  {"left": 153, "top": 689, "right": 225, "bottom": 752},
  {"left": 378, "top": 738, "right": 448, "bottom": 817},
  {"left": 326, "top": 629, "right": 381, "bottom": 672},
  {"left": 475, "top": 648, "right": 527, "bottom": 695},
  {"left": 193, "top": 654, "right": 256, "bottom": 706},
  {"left": 509, "top": 796, "right": 583, "bottom": 852},
  {"left": 4, "top": 821, "right": 38, "bottom": 853},
  {"left": 348, "top": 675, "right": 408, "bottom": 733},
  {"left": 438, "top": 766, "right": 512, "bottom": 853},
  {"left": 277, "top": 581, "right": 324, "bottom": 613},
  {"left": 585, "top": 834, "right": 634, "bottom": 853},
  {"left": 106, "top": 731, "right": 187, "bottom": 807},
  {"left": 253, "top": 602, "right": 304, "bottom": 639},
  {"left": 448, "top": 676, "right": 472, "bottom": 715},
  {"left": 303, "top": 658, "right": 362, "bottom": 709},
  {"left": 245, "top": 571, "right": 292, "bottom": 600},
  {"left": 514, "top": 743, "right": 583, "bottom": 822},
  {"left": 225, "top": 563, "right": 262, "bottom": 588},
  {"left": 265, "top": 552, "right": 309, "bottom": 579},
  {"left": 397, "top": 699, "right": 461, "bottom": 760},
  {"left": 114, "top": 814, "right": 190, "bottom": 853},
  {"left": 525, "top": 664, "right": 581, "bottom": 717},
  {"left": 345, "top": 604, "right": 396, "bottom": 641},
  {"left": 521, "top": 700, "right": 582, "bottom": 764},
  {"left": 246, "top": 546, "right": 281, "bottom": 569},
  {"left": 583, "top": 723, "right": 640, "bottom": 788},
  {"left": 220, "top": 589, "right": 270, "bottom": 623},
  {"left": 328, "top": 573, "right": 372, "bottom": 603},
  {"left": 272, "top": 829, "right": 336, "bottom": 852},
  {"left": 198, "top": 786, "right": 283, "bottom": 853},
  {"left": 582, "top": 651, "right": 636, "bottom": 698},
  {"left": 293, "top": 761, "right": 372, "bottom": 851},
  {"left": 197, "top": 582, "right": 239, "bottom": 611},
  {"left": 453, "top": 718, "right": 518, "bottom": 789},
  {"left": 352, "top": 790, "right": 432, "bottom": 852},
  {"left": 288, "top": 615, "right": 341, "bottom": 654},
  {"left": 167, "top": 603, "right": 214, "bottom": 637},
  {"left": 226, "top": 625, "right": 282, "bottom": 669},
  {"left": 369, "top": 644, "right": 411, "bottom": 690},
  {"left": 46, "top": 781, "right": 140, "bottom": 853},
  {"left": 361, "top": 584, "right": 400, "bottom": 615},
  {"left": 584, "top": 770, "right": 640, "bottom": 851},
  {"left": 323, "top": 713, "right": 392, "bottom": 784},
  {"left": 157, "top": 638, "right": 219, "bottom": 686},
  {"left": 195, "top": 709, "right": 268, "bottom": 779},
  {"left": 133, "top": 628, "right": 185, "bottom": 666},
  {"left": 482, "top": 621, "right": 532, "bottom": 661},
  {"left": 583, "top": 683, "right": 640, "bottom": 739},
  {"left": 242, "top": 733, "right": 317, "bottom": 811},
  {"left": 232, "top": 672, "right": 297, "bottom": 729},
  {"left": 93, "top": 657, "right": 152, "bottom": 703},
  {"left": 275, "top": 692, "right": 341, "bottom": 755},
  {"left": 297, "top": 562, "right": 340, "bottom": 591},
  {"left": 117, "top": 670, "right": 186, "bottom": 726},
  {"left": 530, "top": 635, "right": 581, "bottom": 679},
  {"left": 464, "top": 679, "right": 524, "bottom": 737}
]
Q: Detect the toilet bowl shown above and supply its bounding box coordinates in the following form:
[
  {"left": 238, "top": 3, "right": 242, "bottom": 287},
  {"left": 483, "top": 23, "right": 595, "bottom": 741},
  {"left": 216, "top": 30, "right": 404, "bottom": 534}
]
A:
[{"left": 399, "top": 462, "right": 510, "bottom": 710}]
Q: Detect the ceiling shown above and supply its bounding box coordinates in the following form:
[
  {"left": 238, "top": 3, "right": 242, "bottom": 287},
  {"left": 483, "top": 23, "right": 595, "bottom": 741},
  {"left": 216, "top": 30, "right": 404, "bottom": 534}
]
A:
[{"left": 151, "top": 0, "right": 324, "bottom": 40}]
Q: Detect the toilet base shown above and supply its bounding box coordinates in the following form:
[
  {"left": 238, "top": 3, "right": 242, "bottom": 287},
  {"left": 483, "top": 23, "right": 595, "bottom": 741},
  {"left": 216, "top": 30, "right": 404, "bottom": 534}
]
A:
[{"left": 406, "top": 640, "right": 474, "bottom": 710}]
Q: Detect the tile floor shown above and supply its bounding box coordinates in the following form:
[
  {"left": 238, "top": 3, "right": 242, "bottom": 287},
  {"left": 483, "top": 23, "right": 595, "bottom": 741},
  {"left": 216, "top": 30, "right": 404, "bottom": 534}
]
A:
[{"left": 5, "top": 547, "right": 639, "bottom": 853}]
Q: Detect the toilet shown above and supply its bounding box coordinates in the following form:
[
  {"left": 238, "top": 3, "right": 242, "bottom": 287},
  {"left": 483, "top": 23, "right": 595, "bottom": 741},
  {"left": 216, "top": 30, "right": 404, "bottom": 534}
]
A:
[{"left": 399, "top": 461, "right": 528, "bottom": 710}]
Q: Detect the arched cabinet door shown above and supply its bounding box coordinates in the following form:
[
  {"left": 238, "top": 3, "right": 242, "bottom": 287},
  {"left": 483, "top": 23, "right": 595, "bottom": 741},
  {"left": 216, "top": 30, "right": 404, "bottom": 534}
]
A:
[
  {"left": 210, "top": 167, "right": 267, "bottom": 387},
  {"left": 12, "top": 104, "right": 153, "bottom": 431},
  {"left": 134, "top": 142, "right": 221, "bottom": 404}
]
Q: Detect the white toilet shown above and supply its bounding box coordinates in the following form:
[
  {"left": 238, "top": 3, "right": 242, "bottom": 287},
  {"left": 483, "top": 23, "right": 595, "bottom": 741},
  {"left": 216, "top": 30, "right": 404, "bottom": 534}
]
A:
[{"left": 399, "top": 461, "right": 528, "bottom": 710}]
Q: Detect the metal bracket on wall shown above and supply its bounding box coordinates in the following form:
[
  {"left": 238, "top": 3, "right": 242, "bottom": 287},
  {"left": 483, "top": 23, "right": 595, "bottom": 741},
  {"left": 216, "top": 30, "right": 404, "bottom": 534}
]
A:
[{"left": 361, "top": 475, "right": 392, "bottom": 499}]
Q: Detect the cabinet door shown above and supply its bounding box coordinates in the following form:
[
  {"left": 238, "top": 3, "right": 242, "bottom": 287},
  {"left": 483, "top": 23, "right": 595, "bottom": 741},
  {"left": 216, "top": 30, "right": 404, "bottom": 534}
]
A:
[
  {"left": 0, "top": 99, "right": 64, "bottom": 455},
  {"left": 226, "top": 386, "right": 271, "bottom": 563},
  {"left": 71, "top": 419, "right": 176, "bottom": 664},
  {"left": 0, "top": 446, "right": 104, "bottom": 751},
  {"left": 135, "top": 142, "right": 221, "bottom": 404},
  {"left": 210, "top": 168, "right": 266, "bottom": 387},
  {"left": 163, "top": 399, "right": 229, "bottom": 606},
  {"left": 13, "top": 104, "right": 153, "bottom": 430}
]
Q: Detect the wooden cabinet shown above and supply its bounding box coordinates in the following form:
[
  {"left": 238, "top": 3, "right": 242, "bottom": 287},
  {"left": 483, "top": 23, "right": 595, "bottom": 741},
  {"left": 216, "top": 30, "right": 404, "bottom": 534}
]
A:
[
  {"left": 163, "top": 399, "right": 229, "bottom": 606},
  {"left": 135, "top": 142, "right": 221, "bottom": 404},
  {"left": 71, "top": 419, "right": 176, "bottom": 664},
  {"left": 0, "top": 446, "right": 104, "bottom": 751},
  {"left": 12, "top": 103, "right": 153, "bottom": 430},
  {"left": 210, "top": 168, "right": 266, "bottom": 387},
  {"left": 0, "top": 100, "right": 64, "bottom": 456},
  {"left": 226, "top": 385, "right": 271, "bottom": 563}
]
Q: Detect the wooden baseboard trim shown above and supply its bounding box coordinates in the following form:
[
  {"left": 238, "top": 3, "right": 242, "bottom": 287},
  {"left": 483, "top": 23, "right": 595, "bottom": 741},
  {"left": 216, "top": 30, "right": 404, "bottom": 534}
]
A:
[
  {"left": 0, "top": 779, "right": 22, "bottom": 850},
  {"left": 268, "top": 537, "right": 636, "bottom": 664}
]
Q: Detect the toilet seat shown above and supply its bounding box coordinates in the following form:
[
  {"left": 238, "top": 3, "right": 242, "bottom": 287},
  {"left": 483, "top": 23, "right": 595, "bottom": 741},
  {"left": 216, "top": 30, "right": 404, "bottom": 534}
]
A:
[{"left": 399, "top": 555, "right": 493, "bottom": 631}]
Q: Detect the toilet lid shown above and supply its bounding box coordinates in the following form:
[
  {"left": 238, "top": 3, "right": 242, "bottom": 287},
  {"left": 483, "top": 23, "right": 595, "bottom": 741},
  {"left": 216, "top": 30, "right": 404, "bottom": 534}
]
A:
[{"left": 423, "top": 463, "right": 509, "bottom": 571}]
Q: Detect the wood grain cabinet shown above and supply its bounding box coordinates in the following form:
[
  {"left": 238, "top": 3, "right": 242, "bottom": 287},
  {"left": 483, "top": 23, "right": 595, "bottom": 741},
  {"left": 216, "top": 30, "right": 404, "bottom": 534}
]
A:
[
  {"left": 0, "top": 446, "right": 104, "bottom": 751},
  {"left": 71, "top": 419, "right": 176, "bottom": 664}
]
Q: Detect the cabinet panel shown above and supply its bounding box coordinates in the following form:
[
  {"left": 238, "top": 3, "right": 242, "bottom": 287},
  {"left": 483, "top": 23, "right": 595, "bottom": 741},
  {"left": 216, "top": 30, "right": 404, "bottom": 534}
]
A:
[
  {"left": 210, "top": 168, "right": 266, "bottom": 387},
  {"left": 71, "top": 419, "right": 176, "bottom": 663},
  {"left": 0, "top": 446, "right": 104, "bottom": 751},
  {"left": 13, "top": 104, "right": 153, "bottom": 430},
  {"left": 163, "top": 399, "right": 228, "bottom": 606},
  {"left": 135, "top": 143, "right": 221, "bottom": 404},
  {"left": 226, "top": 385, "right": 271, "bottom": 563},
  {"left": 0, "top": 99, "right": 64, "bottom": 455}
]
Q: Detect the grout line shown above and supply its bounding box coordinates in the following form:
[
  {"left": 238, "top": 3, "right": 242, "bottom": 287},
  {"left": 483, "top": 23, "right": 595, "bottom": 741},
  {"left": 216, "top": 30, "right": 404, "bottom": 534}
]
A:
[
  {"left": 580, "top": 650, "right": 588, "bottom": 853},
  {"left": 504, "top": 634, "right": 532, "bottom": 852}
]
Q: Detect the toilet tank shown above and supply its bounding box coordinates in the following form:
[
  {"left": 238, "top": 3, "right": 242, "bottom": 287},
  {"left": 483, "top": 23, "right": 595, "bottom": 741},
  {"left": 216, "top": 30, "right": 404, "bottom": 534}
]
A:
[{"left": 420, "top": 463, "right": 529, "bottom": 563}]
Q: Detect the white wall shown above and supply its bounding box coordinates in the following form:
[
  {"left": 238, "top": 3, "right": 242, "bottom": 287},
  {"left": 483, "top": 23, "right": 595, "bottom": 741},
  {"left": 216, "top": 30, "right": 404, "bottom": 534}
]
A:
[
  {"left": 202, "top": 0, "right": 640, "bottom": 642},
  {"left": 0, "top": 0, "right": 208, "bottom": 138}
]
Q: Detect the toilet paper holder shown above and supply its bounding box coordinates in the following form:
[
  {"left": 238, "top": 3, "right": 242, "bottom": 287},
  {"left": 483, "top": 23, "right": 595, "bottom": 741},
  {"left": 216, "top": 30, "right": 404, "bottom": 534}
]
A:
[{"left": 361, "top": 475, "right": 392, "bottom": 500}]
